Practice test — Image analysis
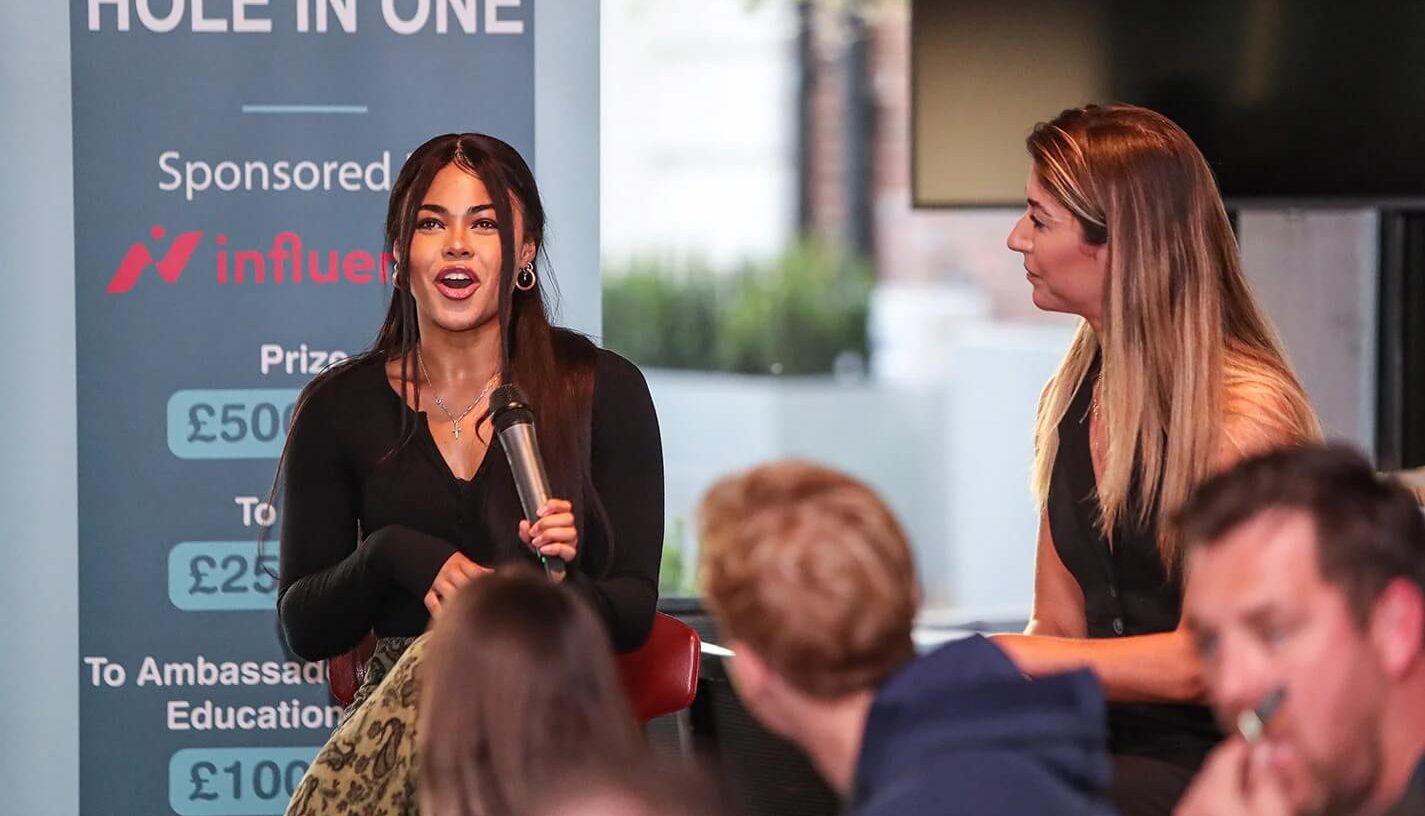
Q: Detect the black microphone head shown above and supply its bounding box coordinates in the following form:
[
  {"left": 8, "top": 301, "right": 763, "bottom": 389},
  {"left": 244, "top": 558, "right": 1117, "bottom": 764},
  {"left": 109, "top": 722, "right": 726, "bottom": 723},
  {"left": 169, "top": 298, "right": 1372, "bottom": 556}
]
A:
[{"left": 490, "top": 383, "right": 535, "bottom": 432}]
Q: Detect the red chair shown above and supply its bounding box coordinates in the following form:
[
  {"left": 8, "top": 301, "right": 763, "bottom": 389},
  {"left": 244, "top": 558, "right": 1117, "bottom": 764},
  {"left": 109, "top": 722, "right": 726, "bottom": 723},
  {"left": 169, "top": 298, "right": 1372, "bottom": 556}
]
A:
[
  {"left": 615, "top": 611, "right": 702, "bottom": 723},
  {"left": 327, "top": 611, "right": 701, "bottom": 724},
  {"left": 327, "top": 632, "right": 377, "bottom": 710}
]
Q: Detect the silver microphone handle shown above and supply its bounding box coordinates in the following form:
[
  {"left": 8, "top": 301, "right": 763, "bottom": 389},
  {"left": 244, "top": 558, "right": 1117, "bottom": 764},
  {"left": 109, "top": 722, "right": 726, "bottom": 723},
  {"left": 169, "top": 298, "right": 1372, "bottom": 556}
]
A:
[
  {"left": 497, "top": 421, "right": 565, "bottom": 578},
  {"left": 499, "top": 422, "right": 552, "bottom": 521}
]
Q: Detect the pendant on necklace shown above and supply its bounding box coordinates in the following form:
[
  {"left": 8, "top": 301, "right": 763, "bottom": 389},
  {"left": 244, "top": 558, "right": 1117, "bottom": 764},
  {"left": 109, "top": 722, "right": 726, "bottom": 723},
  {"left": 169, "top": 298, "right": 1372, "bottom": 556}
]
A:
[{"left": 452, "top": 422, "right": 462, "bottom": 441}]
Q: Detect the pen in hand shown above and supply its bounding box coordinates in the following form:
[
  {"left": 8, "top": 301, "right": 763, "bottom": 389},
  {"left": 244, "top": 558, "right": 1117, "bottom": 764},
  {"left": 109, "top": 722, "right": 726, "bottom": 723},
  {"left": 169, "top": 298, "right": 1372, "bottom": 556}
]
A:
[{"left": 1237, "top": 686, "right": 1287, "bottom": 742}]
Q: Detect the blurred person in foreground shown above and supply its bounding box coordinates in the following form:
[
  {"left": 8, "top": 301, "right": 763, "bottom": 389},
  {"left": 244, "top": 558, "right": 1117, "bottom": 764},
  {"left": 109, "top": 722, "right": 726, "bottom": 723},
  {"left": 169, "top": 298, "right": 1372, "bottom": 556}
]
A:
[
  {"left": 1174, "top": 444, "right": 1425, "bottom": 815},
  {"left": 698, "top": 460, "right": 1116, "bottom": 815},
  {"left": 526, "top": 759, "right": 726, "bottom": 816},
  {"left": 417, "top": 567, "right": 648, "bottom": 816}
]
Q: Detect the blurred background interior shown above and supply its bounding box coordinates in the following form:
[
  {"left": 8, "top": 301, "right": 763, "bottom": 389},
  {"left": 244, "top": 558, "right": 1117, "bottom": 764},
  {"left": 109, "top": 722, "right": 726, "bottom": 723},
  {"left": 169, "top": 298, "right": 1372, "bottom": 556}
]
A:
[
  {"left": 601, "top": 5, "right": 1425, "bottom": 809},
  {"left": 601, "top": 0, "right": 1425, "bottom": 623}
]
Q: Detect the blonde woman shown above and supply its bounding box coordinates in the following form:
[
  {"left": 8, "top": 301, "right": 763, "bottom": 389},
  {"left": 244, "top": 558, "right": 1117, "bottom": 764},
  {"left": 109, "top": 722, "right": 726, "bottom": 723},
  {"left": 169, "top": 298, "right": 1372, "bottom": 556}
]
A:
[{"left": 995, "top": 104, "right": 1320, "bottom": 816}]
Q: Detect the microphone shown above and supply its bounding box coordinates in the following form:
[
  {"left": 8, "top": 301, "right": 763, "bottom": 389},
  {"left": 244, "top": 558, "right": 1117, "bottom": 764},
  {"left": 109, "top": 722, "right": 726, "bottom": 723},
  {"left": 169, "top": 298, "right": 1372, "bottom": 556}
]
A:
[{"left": 490, "top": 384, "right": 565, "bottom": 579}]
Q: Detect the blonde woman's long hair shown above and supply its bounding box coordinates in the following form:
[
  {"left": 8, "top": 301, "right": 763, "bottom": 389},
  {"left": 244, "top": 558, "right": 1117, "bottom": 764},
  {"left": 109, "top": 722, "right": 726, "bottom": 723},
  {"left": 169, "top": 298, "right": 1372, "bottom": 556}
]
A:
[{"left": 1028, "top": 104, "right": 1321, "bottom": 570}]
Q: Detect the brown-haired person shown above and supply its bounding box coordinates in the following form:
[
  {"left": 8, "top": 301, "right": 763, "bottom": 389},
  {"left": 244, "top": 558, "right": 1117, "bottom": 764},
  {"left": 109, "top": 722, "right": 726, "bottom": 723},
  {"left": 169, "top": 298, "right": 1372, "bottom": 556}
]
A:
[
  {"left": 277, "top": 133, "right": 663, "bottom": 659},
  {"left": 286, "top": 568, "right": 650, "bottom": 816},
  {"left": 524, "top": 758, "right": 727, "bottom": 816},
  {"left": 994, "top": 104, "right": 1322, "bottom": 815},
  {"left": 418, "top": 568, "right": 652, "bottom": 816},
  {"left": 699, "top": 460, "right": 1116, "bottom": 816},
  {"left": 275, "top": 134, "right": 663, "bottom": 814},
  {"left": 1174, "top": 445, "right": 1425, "bottom": 816}
]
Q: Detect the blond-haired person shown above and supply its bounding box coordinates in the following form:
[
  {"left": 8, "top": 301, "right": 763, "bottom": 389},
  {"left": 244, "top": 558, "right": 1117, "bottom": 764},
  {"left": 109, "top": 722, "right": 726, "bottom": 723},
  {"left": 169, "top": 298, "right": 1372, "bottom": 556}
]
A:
[
  {"left": 699, "top": 461, "right": 1116, "bottom": 816},
  {"left": 996, "top": 104, "right": 1322, "bottom": 815}
]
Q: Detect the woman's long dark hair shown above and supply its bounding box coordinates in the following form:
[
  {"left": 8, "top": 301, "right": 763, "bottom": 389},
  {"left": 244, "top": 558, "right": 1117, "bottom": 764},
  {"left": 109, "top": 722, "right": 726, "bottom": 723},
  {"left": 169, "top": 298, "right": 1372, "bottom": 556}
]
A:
[
  {"left": 268, "top": 133, "right": 609, "bottom": 577},
  {"left": 418, "top": 567, "right": 645, "bottom": 816}
]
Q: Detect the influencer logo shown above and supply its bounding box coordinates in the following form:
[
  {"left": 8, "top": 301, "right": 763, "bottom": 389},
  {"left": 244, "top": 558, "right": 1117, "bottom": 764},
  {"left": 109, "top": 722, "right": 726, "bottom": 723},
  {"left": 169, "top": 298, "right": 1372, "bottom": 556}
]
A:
[
  {"left": 215, "top": 232, "right": 393, "bottom": 286},
  {"left": 106, "top": 225, "right": 203, "bottom": 294},
  {"left": 105, "top": 225, "right": 391, "bottom": 294}
]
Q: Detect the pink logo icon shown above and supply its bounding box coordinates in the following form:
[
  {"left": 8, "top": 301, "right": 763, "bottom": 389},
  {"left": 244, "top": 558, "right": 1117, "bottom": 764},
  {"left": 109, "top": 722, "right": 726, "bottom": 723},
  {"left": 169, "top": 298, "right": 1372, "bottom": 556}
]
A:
[{"left": 106, "top": 225, "right": 204, "bottom": 294}]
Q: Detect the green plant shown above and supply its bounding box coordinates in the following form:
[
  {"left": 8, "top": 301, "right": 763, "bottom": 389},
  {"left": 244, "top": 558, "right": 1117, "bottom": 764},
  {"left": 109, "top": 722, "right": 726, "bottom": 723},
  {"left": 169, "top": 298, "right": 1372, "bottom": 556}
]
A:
[
  {"left": 602, "top": 240, "right": 871, "bottom": 375},
  {"left": 601, "top": 256, "right": 722, "bottom": 370},
  {"left": 658, "top": 516, "right": 698, "bottom": 597}
]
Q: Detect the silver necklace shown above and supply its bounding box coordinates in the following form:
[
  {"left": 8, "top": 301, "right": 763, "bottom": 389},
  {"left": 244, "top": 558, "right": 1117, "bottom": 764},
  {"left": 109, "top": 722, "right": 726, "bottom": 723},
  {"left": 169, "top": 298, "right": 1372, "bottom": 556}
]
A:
[{"left": 416, "top": 348, "right": 497, "bottom": 441}]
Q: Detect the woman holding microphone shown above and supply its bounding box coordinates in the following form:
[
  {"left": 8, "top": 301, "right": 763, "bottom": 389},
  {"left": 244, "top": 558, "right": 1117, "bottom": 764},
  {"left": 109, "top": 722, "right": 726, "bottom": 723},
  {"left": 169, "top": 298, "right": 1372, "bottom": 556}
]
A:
[{"left": 276, "top": 132, "right": 664, "bottom": 815}]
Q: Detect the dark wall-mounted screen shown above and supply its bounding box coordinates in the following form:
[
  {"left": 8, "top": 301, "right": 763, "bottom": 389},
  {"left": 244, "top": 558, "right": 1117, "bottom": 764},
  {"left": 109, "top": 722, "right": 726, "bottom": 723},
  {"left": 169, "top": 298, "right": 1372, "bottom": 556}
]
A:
[{"left": 913, "top": 0, "right": 1425, "bottom": 206}]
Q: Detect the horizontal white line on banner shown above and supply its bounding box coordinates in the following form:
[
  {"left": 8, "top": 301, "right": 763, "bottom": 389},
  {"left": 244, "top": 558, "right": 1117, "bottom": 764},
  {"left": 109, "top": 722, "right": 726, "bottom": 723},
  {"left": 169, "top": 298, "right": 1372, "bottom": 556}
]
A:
[{"left": 240, "top": 104, "right": 368, "bottom": 114}]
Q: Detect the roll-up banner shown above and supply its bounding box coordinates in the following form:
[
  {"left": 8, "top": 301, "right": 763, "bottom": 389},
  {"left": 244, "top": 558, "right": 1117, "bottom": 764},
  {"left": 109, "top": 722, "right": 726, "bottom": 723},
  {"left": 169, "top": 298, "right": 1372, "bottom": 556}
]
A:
[{"left": 74, "top": 2, "right": 537, "bottom": 812}]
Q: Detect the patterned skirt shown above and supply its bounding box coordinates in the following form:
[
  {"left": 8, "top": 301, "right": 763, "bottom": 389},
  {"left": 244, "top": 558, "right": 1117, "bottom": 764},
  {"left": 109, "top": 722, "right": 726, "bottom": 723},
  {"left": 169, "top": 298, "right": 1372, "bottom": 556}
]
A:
[{"left": 285, "top": 636, "right": 425, "bottom": 816}]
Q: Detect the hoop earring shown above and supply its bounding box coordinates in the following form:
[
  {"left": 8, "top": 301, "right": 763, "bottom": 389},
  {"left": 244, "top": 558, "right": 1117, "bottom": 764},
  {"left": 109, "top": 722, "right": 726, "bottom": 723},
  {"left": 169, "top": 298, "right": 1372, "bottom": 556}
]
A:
[{"left": 515, "top": 262, "right": 537, "bottom": 292}]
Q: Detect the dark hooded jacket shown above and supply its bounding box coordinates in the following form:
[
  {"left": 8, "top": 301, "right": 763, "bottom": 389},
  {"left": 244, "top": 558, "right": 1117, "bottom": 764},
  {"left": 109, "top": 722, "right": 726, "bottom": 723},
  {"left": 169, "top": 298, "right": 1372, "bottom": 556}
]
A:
[{"left": 851, "top": 634, "right": 1116, "bottom": 816}]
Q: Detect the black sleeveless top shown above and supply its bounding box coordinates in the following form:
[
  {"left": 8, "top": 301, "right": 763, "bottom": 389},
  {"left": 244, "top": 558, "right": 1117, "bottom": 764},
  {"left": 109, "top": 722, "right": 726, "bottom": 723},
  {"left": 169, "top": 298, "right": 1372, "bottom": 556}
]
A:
[{"left": 1046, "top": 355, "right": 1221, "bottom": 769}]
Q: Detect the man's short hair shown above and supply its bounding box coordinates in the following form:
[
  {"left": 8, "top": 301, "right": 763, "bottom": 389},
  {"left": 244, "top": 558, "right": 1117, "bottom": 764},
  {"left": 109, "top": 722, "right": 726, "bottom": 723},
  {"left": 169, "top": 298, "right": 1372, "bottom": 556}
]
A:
[
  {"left": 698, "top": 461, "right": 918, "bottom": 698},
  {"left": 1175, "top": 443, "right": 1425, "bottom": 635}
]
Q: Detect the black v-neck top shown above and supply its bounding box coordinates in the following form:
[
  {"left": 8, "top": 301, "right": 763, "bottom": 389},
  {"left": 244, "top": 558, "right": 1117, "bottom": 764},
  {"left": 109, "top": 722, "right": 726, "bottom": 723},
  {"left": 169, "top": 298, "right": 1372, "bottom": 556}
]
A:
[
  {"left": 276, "top": 348, "right": 664, "bottom": 660},
  {"left": 1046, "top": 355, "right": 1221, "bottom": 768}
]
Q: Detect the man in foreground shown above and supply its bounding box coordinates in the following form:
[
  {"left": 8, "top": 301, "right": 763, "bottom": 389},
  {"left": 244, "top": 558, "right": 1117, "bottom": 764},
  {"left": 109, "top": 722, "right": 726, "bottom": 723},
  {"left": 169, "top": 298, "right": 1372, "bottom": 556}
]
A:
[
  {"left": 698, "top": 460, "right": 1115, "bottom": 815},
  {"left": 1175, "top": 444, "right": 1425, "bottom": 815}
]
